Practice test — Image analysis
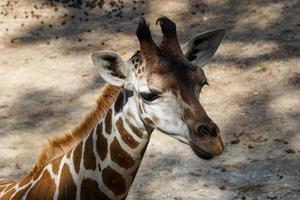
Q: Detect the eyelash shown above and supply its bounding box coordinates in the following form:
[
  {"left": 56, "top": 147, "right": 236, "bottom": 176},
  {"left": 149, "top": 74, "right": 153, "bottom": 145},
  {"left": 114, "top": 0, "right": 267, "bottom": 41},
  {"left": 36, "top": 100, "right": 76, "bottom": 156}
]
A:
[
  {"left": 139, "top": 88, "right": 162, "bottom": 102},
  {"left": 139, "top": 92, "right": 159, "bottom": 102}
]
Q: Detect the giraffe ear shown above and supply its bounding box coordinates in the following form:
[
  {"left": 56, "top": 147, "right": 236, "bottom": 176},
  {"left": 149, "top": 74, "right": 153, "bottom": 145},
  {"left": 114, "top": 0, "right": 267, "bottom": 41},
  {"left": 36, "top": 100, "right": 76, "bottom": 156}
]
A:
[
  {"left": 182, "top": 29, "right": 225, "bottom": 68},
  {"left": 92, "top": 51, "right": 128, "bottom": 86}
]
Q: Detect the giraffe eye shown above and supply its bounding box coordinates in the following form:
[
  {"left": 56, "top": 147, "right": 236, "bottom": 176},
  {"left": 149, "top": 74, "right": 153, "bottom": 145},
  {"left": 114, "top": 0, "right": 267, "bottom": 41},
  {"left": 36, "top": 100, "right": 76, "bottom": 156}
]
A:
[
  {"left": 139, "top": 92, "right": 159, "bottom": 102},
  {"left": 139, "top": 88, "right": 162, "bottom": 102}
]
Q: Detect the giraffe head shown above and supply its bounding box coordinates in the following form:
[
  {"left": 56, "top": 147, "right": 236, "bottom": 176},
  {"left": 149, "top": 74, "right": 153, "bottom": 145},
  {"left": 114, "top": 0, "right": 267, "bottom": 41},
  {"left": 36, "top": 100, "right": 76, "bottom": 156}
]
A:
[{"left": 92, "top": 17, "right": 225, "bottom": 159}]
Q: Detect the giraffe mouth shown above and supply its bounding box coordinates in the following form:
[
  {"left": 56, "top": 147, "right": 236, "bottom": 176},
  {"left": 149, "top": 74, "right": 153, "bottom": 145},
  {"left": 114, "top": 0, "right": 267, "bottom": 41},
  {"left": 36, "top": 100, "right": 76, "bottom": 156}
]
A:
[{"left": 189, "top": 142, "right": 214, "bottom": 160}]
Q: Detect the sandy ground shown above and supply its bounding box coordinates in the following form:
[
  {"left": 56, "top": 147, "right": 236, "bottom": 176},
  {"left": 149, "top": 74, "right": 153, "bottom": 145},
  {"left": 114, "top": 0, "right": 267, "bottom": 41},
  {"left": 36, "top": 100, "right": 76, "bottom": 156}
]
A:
[{"left": 0, "top": 0, "right": 299, "bottom": 199}]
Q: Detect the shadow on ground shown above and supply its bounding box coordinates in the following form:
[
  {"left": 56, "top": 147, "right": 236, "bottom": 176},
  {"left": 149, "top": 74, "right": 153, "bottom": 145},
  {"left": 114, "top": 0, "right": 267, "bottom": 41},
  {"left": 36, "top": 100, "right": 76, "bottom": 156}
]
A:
[
  {"left": 10, "top": 0, "right": 300, "bottom": 68},
  {"left": 0, "top": 74, "right": 105, "bottom": 136}
]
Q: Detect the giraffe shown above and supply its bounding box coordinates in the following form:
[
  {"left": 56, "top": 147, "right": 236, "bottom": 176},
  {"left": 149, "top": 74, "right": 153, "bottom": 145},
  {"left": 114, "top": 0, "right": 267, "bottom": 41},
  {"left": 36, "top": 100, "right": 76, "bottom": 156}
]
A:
[{"left": 0, "top": 16, "right": 225, "bottom": 200}]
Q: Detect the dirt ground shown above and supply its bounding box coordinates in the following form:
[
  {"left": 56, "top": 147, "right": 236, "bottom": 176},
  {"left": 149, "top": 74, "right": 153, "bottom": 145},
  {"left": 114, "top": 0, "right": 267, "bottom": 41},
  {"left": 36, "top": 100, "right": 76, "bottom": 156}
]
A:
[{"left": 0, "top": 0, "right": 299, "bottom": 199}]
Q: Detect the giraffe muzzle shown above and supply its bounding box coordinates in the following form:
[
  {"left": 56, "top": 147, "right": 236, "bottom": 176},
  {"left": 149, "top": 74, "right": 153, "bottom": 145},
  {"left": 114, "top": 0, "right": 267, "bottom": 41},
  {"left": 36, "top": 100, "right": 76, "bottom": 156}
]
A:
[{"left": 189, "top": 132, "right": 224, "bottom": 160}]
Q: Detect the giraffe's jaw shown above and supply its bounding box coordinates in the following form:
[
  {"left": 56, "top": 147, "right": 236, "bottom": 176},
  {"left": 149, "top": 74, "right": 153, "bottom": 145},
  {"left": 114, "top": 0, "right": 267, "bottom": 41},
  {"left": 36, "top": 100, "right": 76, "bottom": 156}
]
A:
[
  {"left": 155, "top": 124, "right": 224, "bottom": 159},
  {"left": 189, "top": 135, "right": 224, "bottom": 160},
  {"left": 158, "top": 130, "right": 223, "bottom": 160},
  {"left": 173, "top": 135, "right": 190, "bottom": 145},
  {"left": 189, "top": 142, "right": 214, "bottom": 160},
  {"left": 190, "top": 143, "right": 213, "bottom": 160}
]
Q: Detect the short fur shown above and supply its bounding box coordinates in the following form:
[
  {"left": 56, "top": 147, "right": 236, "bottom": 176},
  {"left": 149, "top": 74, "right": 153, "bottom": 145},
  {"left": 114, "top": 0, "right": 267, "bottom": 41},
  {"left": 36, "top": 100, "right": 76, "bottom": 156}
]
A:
[{"left": 28, "top": 84, "right": 121, "bottom": 176}]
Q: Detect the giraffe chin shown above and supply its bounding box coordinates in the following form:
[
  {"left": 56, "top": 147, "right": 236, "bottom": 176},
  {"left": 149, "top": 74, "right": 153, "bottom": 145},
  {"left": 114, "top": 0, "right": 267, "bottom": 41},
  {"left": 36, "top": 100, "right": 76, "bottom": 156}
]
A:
[
  {"left": 157, "top": 130, "right": 221, "bottom": 160},
  {"left": 189, "top": 135, "right": 224, "bottom": 160},
  {"left": 189, "top": 142, "right": 214, "bottom": 160}
]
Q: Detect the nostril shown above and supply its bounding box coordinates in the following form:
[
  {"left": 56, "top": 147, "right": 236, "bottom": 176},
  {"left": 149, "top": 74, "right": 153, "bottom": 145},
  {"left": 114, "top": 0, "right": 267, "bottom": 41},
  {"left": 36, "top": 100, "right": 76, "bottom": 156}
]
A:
[
  {"left": 197, "top": 125, "right": 211, "bottom": 137},
  {"left": 197, "top": 124, "right": 219, "bottom": 137}
]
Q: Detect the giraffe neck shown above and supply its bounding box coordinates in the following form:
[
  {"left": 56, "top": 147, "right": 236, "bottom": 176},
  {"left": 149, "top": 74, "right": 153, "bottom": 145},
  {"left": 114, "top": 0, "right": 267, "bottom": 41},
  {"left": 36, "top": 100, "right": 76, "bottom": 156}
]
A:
[
  {"left": 79, "top": 89, "right": 152, "bottom": 199},
  {"left": 0, "top": 89, "right": 152, "bottom": 200}
]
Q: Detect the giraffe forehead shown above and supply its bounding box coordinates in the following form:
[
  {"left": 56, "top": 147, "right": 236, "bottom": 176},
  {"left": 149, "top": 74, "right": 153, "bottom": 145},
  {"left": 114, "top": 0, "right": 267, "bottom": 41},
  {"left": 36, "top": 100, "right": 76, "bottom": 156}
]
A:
[
  {"left": 129, "top": 52, "right": 206, "bottom": 104},
  {"left": 129, "top": 51, "right": 204, "bottom": 84},
  {"left": 145, "top": 70, "right": 198, "bottom": 92}
]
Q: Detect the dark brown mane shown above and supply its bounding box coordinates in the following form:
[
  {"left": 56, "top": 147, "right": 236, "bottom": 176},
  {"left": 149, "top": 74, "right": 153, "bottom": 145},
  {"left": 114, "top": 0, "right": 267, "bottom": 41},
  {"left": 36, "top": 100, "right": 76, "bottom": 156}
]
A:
[{"left": 27, "top": 84, "right": 121, "bottom": 176}]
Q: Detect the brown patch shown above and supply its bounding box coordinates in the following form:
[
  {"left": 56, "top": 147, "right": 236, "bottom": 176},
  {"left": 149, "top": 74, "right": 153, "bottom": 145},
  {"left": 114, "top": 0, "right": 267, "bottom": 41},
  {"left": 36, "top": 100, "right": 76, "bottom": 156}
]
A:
[
  {"left": 52, "top": 155, "right": 62, "bottom": 175},
  {"left": 58, "top": 164, "right": 77, "bottom": 200},
  {"left": 137, "top": 69, "right": 141, "bottom": 74},
  {"left": 134, "top": 63, "right": 138, "bottom": 69},
  {"left": 18, "top": 174, "right": 32, "bottom": 187},
  {"left": 83, "top": 133, "right": 96, "bottom": 170},
  {"left": 125, "top": 118, "right": 143, "bottom": 138},
  {"left": 114, "top": 92, "right": 124, "bottom": 113},
  {"left": 102, "top": 166, "right": 126, "bottom": 196},
  {"left": 105, "top": 109, "right": 112, "bottom": 134},
  {"left": 27, "top": 170, "right": 56, "bottom": 200},
  {"left": 80, "top": 178, "right": 110, "bottom": 200},
  {"left": 73, "top": 141, "right": 83, "bottom": 174},
  {"left": 183, "top": 108, "right": 194, "bottom": 120},
  {"left": 116, "top": 118, "right": 139, "bottom": 148},
  {"left": 11, "top": 184, "right": 31, "bottom": 200},
  {"left": 96, "top": 122, "right": 103, "bottom": 134},
  {"left": 29, "top": 84, "right": 120, "bottom": 176},
  {"left": 96, "top": 124, "right": 108, "bottom": 161},
  {"left": 110, "top": 138, "right": 135, "bottom": 169}
]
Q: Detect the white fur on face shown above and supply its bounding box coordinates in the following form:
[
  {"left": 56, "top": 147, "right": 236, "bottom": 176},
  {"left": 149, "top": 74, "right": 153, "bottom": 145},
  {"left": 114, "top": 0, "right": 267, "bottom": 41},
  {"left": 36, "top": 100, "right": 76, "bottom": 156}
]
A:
[
  {"left": 126, "top": 60, "right": 191, "bottom": 144},
  {"left": 139, "top": 90, "right": 190, "bottom": 143}
]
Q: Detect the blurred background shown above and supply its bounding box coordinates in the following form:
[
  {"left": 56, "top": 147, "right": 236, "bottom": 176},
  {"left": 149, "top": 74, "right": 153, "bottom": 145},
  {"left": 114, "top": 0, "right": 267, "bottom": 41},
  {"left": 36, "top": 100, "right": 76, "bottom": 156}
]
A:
[{"left": 0, "top": 0, "right": 299, "bottom": 199}]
